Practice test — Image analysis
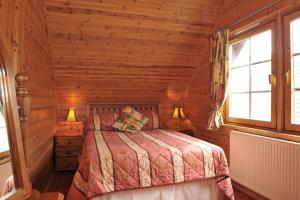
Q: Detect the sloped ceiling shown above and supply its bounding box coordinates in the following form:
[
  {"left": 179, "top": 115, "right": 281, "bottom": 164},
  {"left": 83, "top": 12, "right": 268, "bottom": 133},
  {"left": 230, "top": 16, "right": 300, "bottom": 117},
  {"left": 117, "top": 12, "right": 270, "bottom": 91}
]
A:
[{"left": 44, "top": 0, "right": 225, "bottom": 111}]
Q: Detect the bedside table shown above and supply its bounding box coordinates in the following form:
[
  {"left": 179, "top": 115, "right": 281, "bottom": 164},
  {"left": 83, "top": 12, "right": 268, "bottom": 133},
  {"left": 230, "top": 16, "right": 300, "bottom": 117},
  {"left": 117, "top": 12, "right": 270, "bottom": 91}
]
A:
[
  {"left": 55, "top": 131, "right": 83, "bottom": 171},
  {"left": 179, "top": 129, "right": 194, "bottom": 137}
]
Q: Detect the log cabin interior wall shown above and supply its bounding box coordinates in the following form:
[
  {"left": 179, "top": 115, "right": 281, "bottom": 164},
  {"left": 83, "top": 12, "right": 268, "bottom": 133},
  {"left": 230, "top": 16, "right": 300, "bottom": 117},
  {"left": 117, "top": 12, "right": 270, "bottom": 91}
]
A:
[
  {"left": 45, "top": 0, "right": 300, "bottom": 159},
  {"left": 2, "top": 0, "right": 300, "bottom": 194},
  {"left": 41, "top": 0, "right": 300, "bottom": 160},
  {"left": 44, "top": 0, "right": 225, "bottom": 125},
  {"left": 0, "top": 0, "right": 56, "bottom": 190},
  {"left": 24, "top": 1, "right": 56, "bottom": 190}
]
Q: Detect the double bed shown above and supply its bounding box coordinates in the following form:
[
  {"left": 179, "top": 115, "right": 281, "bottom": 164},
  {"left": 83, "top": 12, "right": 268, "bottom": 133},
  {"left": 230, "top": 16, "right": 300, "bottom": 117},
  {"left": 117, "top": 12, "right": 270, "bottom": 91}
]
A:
[{"left": 67, "top": 104, "right": 234, "bottom": 200}]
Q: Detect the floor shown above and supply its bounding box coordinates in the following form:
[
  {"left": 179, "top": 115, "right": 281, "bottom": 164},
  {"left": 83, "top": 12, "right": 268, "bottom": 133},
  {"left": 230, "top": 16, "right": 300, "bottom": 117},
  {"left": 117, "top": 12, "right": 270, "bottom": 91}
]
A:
[
  {"left": 47, "top": 171, "right": 257, "bottom": 200},
  {"left": 233, "top": 189, "right": 256, "bottom": 200},
  {"left": 47, "top": 172, "right": 74, "bottom": 197}
]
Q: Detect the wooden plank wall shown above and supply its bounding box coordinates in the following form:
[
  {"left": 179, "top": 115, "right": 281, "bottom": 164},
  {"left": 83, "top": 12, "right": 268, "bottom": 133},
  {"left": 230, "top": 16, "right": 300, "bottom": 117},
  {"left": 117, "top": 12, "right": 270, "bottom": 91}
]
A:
[
  {"left": 0, "top": 0, "right": 20, "bottom": 71},
  {"left": 184, "top": 0, "right": 300, "bottom": 159},
  {"left": 0, "top": 0, "right": 56, "bottom": 190},
  {"left": 43, "top": 0, "right": 225, "bottom": 123},
  {"left": 24, "top": 1, "right": 56, "bottom": 190}
]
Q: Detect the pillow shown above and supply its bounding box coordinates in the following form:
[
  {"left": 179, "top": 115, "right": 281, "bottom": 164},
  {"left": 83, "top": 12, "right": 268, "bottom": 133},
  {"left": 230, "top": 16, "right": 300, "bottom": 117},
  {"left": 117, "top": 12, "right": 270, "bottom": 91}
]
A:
[
  {"left": 87, "top": 112, "right": 120, "bottom": 131},
  {"left": 125, "top": 118, "right": 147, "bottom": 133},
  {"left": 111, "top": 113, "right": 130, "bottom": 132},
  {"left": 140, "top": 111, "right": 165, "bottom": 130},
  {"left": 113, "top": 106, "right": 148, "bottom": 133}
]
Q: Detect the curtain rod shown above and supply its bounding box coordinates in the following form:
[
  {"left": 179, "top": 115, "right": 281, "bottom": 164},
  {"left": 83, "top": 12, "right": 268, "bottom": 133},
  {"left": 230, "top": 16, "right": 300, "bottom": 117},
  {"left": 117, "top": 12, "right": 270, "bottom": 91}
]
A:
[{"left": 217, "top": 0, "right": 282, "bottom": 31}]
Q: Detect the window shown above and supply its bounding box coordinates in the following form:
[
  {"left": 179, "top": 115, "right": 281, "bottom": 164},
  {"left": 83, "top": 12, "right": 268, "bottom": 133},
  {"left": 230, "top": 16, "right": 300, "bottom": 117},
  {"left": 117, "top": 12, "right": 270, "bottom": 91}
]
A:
[
  {"left": 284, "top": 11, "right": 300, "bottom": 132},
  {"left": 0, "top": 60, "right": 10, "bottom": 163},
  {"left": 0, "top": 104, "right": 9, "bottom": 163},
  {"left": 226, "top": 23, "right": 276, "bottom": 128},
  {"left": 290, "top": 17, "right": 300, "bottom": 124},
  {"left": 0, "top": 112, "right": 9, "bottom": 153},
  {"left": 225, "top": 9, "right": 300, "bottom": 135}
]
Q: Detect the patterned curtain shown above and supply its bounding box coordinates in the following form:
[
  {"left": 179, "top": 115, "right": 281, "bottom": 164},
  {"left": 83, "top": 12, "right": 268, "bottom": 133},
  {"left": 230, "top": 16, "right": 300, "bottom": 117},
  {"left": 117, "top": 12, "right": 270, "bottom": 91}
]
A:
[{"left": 207, "top": 29, "right": 229, "bottom": 131}]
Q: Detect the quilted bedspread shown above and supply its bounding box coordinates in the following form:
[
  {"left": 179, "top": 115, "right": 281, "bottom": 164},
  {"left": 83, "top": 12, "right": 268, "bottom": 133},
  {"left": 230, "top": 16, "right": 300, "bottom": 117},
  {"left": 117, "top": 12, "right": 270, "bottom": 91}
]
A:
[{"left": 68, "top": 129, "right": 234, "bottom": 200}]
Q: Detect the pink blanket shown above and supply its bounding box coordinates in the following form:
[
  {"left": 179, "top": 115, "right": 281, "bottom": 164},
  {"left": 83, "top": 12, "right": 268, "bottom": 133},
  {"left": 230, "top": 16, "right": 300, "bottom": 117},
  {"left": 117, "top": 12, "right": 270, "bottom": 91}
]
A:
[{"left": 68, "top": 129, "right": 234, "bottom": 199}]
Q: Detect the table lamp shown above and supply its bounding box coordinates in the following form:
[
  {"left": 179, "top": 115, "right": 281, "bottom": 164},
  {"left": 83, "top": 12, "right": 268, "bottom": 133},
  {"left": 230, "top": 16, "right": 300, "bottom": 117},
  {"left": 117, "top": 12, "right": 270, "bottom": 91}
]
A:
[
  {"left": 66, "top": 108, "right": 79, "bottom": 131},
  {"left": 172, "top": 107, "right": 185, "bottom": 129}
]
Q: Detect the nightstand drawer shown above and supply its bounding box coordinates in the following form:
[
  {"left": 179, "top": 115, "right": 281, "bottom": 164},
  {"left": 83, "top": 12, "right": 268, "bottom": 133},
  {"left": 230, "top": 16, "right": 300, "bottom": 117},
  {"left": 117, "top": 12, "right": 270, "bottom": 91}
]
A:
[
  {"left": 56, "top": 157, "right": 78, "bottom": 170},
  {"left": 55, "top": 131, "right": 83, "bottom": 171},
  {"left": 56, "top": 146, "right": 81, "bottom": 157},
  {"left": 55, "top": 137, "right": 82, "bottom": 147}
]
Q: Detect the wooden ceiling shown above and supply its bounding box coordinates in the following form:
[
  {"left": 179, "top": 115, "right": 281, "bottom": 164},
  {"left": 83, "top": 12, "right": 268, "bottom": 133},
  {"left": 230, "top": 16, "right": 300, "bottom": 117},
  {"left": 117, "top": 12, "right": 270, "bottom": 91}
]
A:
[{"left": 44, "top": 0, "right": 225, "bottom": 108}]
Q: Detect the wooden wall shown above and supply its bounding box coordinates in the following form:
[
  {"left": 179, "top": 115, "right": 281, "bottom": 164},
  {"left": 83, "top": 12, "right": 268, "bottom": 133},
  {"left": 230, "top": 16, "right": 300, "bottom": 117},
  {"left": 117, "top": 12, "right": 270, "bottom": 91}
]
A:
[
  {"left": 0, "top": 0, "right": 21, "bottom": 72},
  {"left": 0, "top": 0, "right": 56, "bottom": 190},
  {"left": 44, "top": 0, "right": 225, "bottom": 122},
  {"left": 184, "top": 0, "right": 300, "bottom": 159},
  {"left": 24, "top": 1, "right": 56, "bottom": 189}
]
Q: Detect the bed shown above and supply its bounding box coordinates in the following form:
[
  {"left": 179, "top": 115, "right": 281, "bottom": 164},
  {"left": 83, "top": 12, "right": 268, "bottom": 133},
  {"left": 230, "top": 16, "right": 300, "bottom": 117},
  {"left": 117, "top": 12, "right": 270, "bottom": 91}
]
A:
[{"left": 67, "top": 103, "right": 234, "bottom": 200}]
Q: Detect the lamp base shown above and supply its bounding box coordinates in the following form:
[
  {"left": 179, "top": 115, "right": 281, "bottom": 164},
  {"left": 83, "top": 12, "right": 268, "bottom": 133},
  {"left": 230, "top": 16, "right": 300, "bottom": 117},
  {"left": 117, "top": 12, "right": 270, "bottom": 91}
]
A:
[{"left": 177, "top": 118, "right": 184, "bottom": 130}]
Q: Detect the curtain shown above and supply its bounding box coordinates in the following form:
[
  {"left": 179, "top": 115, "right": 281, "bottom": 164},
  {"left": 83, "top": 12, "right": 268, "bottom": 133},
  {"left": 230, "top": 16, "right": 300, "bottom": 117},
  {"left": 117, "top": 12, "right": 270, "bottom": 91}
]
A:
[{"left": 207, "top": 29, "right": 229, "bottom": 131}]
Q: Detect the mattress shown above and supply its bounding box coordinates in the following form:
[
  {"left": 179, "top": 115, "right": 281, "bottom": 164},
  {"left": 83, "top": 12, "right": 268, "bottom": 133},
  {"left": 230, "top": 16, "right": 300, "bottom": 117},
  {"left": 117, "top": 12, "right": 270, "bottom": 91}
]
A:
[{"left": 67, "top": 129, "right": 234, "bottom": 200}]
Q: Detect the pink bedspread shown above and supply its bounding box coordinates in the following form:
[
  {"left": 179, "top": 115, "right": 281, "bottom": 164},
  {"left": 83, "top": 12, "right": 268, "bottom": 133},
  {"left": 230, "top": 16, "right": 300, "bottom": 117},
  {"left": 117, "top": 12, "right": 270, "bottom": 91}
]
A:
[{"left": 68, "top": 129, "right": 234, "bottom": 200}]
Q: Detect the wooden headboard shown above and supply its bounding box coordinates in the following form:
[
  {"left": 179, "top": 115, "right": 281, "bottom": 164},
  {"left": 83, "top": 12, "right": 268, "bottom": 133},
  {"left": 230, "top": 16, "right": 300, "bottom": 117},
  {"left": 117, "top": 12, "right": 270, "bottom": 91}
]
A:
[{"left": 87, "top": 103, "right": 161, "bottom": 116}]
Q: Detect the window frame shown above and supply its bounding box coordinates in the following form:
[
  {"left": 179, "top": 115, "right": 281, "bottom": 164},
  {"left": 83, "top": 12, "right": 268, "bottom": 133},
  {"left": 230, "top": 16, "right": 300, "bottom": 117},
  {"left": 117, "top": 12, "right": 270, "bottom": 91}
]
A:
[
  {"left": 225, "top": 22, "right": 277, "bottom": 129},
  {"left": 284, "top": 10, "right": 300, "bottom": 132}
]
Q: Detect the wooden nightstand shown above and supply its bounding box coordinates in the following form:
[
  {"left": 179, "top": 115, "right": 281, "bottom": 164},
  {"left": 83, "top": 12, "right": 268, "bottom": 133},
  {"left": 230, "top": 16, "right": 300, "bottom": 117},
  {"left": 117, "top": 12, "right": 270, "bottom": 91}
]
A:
[
  {"left": 55, "top": 131, "right": 83, "bottom": 171},
  {"left": 179, "top": 129, "right": 194, "bottom": 137}
]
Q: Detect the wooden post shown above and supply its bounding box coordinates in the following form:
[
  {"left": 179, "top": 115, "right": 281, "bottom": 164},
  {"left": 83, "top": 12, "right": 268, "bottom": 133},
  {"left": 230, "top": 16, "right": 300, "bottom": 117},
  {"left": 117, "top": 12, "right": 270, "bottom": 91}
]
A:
[{"left": 15, "top": 72, "right": 30, "bottom": 168}]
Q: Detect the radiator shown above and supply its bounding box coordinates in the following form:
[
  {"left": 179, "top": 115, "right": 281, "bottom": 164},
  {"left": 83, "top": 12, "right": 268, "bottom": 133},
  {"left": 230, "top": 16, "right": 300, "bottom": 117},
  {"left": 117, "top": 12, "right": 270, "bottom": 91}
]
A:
[{"left": 230, "top": 131, "right": 300, "bottom": 200}]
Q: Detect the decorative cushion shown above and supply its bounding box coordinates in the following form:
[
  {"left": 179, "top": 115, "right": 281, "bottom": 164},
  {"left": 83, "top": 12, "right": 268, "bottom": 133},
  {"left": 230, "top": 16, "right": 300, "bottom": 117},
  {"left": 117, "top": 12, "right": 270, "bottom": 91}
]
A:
[
  {"left": 113, "top": 106, "right": 148, "bottom": 133},
  {"left": 111, "top": 113, "right": 130, "bottom": 132}
]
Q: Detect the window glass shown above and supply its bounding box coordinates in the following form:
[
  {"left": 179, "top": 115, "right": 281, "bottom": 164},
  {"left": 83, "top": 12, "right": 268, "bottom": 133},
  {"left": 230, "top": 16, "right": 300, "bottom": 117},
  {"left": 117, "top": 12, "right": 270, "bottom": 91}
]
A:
[
  {"left": 229, "top": 29, "right": 272, "bottom": 122},
  {"left": 229, "top": 93, "right": 250, "bottom": 118},
  {"left": 230, "top": 66, "right": 249, "bottom": 93},
  {"left": 251, "top": 92, "right": 271, "bottom": 121},
  {"left": 250, "top": 30, "right": 272, "bottom": 63},
  {"left": 231, "top": 39, "right": 249, "bottom": 67},
  {"left": 290, "top": 17, "right": 300, "bottom": 124},
  {"left": 291, "top": 18, "right": 300, "bottom": 54},
  {"left": 251, "top": 62, "right": 271, "bottom": 91},
  {"left": 0, "top": 112, "right": 8, "bottom": 153}
]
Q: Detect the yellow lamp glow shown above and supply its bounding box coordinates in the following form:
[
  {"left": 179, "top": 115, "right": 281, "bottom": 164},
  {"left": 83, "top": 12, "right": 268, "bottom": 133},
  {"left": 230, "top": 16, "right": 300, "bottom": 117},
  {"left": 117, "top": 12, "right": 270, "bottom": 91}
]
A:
[
  {"left": 66, "top": 108, "right": 79, "bottom": 122},
  {"left": 172, "top": 107, "right": 185, "bottom": 119},
  {"left": 172, "top": 107, "right": 185, "bottom": 129}
]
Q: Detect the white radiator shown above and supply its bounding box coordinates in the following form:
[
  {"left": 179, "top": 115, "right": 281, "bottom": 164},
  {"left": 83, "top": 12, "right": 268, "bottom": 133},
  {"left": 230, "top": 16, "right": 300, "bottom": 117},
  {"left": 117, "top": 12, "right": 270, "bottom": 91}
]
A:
[{"left": 230, "top": 131, "right": 300, "bottom": 200}]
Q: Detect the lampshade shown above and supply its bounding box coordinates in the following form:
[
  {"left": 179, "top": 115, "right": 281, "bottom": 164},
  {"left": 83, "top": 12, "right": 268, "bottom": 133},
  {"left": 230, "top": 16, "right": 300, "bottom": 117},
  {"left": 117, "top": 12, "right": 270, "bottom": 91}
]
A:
[
  {"left": 66, "top": 108, "right": 79, "bottom": 122},
  {"left": 172, "top": 107, "right": 185, "bottom": 119}
]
